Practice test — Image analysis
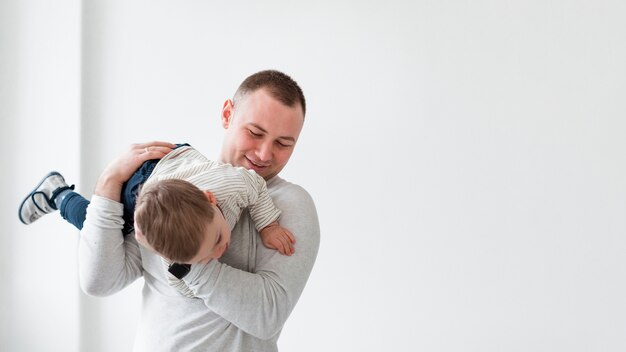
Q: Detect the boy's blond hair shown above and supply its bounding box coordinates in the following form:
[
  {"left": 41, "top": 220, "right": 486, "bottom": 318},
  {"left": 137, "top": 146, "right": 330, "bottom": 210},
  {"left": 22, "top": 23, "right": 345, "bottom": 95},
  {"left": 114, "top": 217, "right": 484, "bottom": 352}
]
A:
[{"left": 134, "top": 179, "right": 215, "bottom": 262}]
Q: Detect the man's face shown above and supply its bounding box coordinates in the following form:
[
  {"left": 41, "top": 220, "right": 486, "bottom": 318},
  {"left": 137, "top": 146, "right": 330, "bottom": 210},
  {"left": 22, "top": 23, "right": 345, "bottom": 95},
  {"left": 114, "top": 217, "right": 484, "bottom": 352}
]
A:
[{"left": 219, "top": 88, "right": 304, "bottom": 180}]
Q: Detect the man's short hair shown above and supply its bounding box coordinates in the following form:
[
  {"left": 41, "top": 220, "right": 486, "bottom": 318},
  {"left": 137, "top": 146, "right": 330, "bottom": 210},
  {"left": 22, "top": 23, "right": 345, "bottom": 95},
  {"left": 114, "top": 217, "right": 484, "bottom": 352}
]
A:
[
  {"left": 134, "top": 179, "right": 215, "bottom": 262},
  {"left": 234, "top": 69, "right": 306, "bottom": 117}
]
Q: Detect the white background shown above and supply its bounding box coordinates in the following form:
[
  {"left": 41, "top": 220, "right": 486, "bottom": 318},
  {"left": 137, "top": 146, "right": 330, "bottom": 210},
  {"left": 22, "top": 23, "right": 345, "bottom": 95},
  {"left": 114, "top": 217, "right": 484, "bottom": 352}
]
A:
[{"left": 2, "top": 0, "right": 626, "bottom": 351}]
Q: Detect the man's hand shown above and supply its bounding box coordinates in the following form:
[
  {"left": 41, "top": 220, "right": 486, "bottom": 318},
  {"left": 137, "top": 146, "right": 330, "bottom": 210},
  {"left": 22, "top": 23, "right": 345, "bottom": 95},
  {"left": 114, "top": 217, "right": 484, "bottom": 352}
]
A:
[
  {"left": 95, "top": 141, "right": 176, "bottom": 201},
  {"left": 260, "top": 222, "right": 296, "bottom": 256}
]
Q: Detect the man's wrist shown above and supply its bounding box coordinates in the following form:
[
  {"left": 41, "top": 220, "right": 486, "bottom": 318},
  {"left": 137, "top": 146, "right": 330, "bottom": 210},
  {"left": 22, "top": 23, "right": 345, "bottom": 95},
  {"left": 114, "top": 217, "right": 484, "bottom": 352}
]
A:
[{"left": 94, "top": 173, "right": 124, "bottom": 202}]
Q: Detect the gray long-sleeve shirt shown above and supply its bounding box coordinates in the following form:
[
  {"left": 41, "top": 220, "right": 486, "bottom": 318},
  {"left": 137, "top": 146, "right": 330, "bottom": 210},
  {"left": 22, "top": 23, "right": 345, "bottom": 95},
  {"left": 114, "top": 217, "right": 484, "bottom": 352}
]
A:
[{"left": 78, "top": 176, "right": 320, "bottom": 352}]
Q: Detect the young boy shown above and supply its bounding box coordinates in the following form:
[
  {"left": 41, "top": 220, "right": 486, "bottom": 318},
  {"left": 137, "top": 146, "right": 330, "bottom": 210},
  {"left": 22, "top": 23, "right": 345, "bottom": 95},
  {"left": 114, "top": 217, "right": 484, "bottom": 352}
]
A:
[{"left": 18, "top": 144, "right": 295, "bottom": 293}]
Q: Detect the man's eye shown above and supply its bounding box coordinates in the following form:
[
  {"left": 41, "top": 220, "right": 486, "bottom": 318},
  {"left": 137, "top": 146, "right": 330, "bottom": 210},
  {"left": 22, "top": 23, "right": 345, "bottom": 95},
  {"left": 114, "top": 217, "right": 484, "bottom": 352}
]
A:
[
  {"left": 249, "top": 130, "right": 262, "bottom": 137},
  {"left": 277, "top": 141, "right": 292, "bottom": 148}
]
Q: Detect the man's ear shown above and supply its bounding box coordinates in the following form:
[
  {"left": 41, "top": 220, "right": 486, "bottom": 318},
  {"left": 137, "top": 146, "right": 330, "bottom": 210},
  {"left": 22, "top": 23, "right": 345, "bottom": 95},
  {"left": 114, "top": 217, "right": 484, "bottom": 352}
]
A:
[
  {"left": 221, "top": 99, "right": 234, "bottom": 129},
  {"left": 204, "top": 191, "right": 217, "bottom": 205}
]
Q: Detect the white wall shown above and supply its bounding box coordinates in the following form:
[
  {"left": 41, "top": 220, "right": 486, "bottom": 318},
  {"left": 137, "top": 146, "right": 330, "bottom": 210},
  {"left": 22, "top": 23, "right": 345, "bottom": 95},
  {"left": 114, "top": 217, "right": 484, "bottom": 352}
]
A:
[
  {"left": 2, "top": 0, "right": 626, "bottom": 351},
  {"left": 1, "top": 0, "right": 81, "bottom": 351}
]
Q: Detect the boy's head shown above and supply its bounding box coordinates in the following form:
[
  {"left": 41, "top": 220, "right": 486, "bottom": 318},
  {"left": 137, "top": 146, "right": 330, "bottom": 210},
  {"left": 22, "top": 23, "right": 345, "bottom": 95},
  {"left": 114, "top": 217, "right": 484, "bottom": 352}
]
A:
[{"left": 134, "top": 179, "right": 231, "bottom": 263}]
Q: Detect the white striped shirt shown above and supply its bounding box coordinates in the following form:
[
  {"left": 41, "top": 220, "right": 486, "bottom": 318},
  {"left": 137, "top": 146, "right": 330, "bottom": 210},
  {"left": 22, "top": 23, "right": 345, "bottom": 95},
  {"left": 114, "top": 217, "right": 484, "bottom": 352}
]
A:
[
  {"left": 143, "top": 145, "right": 281, "bottom": 231},
  {"left": 142, "top": 145, "right": 282, "bottom": 297}
]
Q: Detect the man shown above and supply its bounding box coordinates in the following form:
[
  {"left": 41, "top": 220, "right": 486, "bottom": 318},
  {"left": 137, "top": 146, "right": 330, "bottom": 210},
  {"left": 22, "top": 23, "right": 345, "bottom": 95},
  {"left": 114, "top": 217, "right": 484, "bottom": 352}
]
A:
[{"left": 78, "top": 70, "right": 320, "bottom": 351}]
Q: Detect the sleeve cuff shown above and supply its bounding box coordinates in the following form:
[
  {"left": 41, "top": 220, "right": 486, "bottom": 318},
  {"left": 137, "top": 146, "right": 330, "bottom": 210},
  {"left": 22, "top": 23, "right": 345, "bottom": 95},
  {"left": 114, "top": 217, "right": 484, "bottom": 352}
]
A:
[{"left": 86, "top": 195, "right": 125, "bottom": 228}]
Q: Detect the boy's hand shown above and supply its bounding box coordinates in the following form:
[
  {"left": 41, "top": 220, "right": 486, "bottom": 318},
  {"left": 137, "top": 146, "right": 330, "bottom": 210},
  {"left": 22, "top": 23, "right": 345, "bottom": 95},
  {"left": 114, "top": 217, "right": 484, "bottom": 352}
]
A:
[{"left": 260, "top": 223, "right": 296, "bottom": 256}]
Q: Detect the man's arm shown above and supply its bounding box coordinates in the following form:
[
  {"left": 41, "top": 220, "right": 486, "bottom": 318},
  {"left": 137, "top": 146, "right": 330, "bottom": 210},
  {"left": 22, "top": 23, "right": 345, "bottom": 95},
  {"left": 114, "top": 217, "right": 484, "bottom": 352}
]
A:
[
  {"left": 78, "top": 142, "right": 175, "bottom": 296},
  {"left": 78, "top": 195, "right": 143, "bottom": 296},
  {"left": 183, "top": 182, "right": 320, "bottom": 339}
]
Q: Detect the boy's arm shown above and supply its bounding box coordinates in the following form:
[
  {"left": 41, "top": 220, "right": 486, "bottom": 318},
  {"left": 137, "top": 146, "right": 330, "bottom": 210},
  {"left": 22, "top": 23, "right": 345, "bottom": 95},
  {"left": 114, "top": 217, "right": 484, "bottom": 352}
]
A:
[
  {"left": 259, "top": 221, "right": 296, "bottom": 256},
  {"left": 241, "top": 169, "right": 296, "bottom": 254},
  {"left": 183, "top": 184, "right": 320, "bottom": 339},
  {"left": 240, "top": 168, "right": 282, "bottom": 231}
]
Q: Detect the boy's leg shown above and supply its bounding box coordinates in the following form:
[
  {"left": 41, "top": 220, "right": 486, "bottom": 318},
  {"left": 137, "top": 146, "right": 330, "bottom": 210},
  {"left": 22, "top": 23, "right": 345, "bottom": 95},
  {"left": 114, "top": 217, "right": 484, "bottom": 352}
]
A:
[
  {"left": 120, "top": 158, "right": 161, "bottom": 235},
  {"left": 119, "top": 143, "right": 189, "bottom": 235},
  {"left": 18, "top": 148, "right": 180, "bottom": 231},
  {"left": 58, "top": 192, "right": 90, "bottom": 230},
  {"left": 18, "top": 172, "right": 75, "bottom": 225}
]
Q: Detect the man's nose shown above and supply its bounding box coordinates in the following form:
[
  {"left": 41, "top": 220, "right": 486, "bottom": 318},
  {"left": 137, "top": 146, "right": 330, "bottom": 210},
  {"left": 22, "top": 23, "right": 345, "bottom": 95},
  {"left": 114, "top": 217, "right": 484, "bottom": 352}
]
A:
[{"left": 256, "top": 141, "right": 273, "bottom": 161}]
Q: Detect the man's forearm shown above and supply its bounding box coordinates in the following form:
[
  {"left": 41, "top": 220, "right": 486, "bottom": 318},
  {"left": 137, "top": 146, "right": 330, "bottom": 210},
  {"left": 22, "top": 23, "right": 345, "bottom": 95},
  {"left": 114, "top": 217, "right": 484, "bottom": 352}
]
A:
[
  {"left": 183, "top": 185, "right": 320, "bottom": 339},
  {"left": 94, "top": 172, "right": 124, "bottom": 202},
  {"left": 183, "top": 259, "right": 297, "bottom": 339},
  {"left": 78, "top": 196, "right": 143, "bottom": 296}
]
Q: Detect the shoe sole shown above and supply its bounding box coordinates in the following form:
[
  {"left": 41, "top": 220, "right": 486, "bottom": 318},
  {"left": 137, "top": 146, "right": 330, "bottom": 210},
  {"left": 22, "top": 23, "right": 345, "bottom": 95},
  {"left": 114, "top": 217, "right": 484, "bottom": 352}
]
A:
[{"left": 18, "top": 171, "right": 62, "bottom": 225}]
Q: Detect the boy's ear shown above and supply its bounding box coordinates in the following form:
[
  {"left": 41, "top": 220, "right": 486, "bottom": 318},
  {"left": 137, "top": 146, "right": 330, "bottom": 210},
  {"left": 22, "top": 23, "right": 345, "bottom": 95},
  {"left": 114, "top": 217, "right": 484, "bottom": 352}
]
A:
[
  {"left": 134, "top": 227, "right": 148, "bottom": 245},
  {"left": 204, "top": 191, "right": 217, "bottom": 205}
]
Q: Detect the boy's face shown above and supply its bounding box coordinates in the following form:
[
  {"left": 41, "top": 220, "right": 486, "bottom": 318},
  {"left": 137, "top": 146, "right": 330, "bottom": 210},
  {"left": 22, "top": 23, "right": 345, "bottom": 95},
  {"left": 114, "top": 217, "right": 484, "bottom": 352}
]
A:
[
  {"left": 219, "top": 88, "right": 304, "bottom": 180},
  {"left": 187, "top": 203, "right": 231, "bottom": 264},
  {"left": 134, "top": 202, "right": 231, "bottom": 264}
]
